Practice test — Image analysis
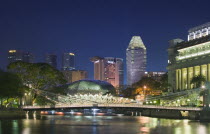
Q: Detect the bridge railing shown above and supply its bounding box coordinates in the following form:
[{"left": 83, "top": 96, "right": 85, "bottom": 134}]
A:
[{"left": 22, "top": 103, "right": 202, "bottom": 111}]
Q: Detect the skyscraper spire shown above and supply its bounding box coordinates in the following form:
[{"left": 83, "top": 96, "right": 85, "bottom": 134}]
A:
[{"left": 127, "top": 36, "right": 146, "bottom": 49}]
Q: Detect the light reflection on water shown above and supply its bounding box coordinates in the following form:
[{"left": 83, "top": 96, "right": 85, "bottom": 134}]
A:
[{"left": 0, "top": 116, "right": 210, "bottom": 134}]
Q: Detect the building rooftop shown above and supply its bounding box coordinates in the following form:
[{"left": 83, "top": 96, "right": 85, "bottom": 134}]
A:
[
  {"left": 175, "top": 34, "right": 210, "bottom": 50},
  {"left": 127, "top": 36, "right": 146, "bottom": 49},
  {"left": 188, "top": 22, "right": 210, "bottom": 33}
]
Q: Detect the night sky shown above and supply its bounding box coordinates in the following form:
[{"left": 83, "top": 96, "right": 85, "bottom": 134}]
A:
[{"left": 0, "top": 0, "right": 210, "bottom": 83}]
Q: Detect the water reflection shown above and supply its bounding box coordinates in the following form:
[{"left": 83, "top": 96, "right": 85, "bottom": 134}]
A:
[{"left": 0, "top": 116, "right": 209, "bottom": 134}]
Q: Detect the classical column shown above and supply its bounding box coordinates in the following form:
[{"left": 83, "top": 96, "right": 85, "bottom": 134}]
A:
[
  {"left": 187, "top": 67, "right": 190, "bottom": 89},
  {"left": 180, "top": 69, "right": 183, "bottom": 90},
  {"left": 193, "top": 66, "right": 196, "bottom": 77},
  {"left": 208, "top": 64, "right": 210, "bottom": 81},
  {"left": 178, "top": 69, "right": 181, "bottom": 90},
  {"left": 176, "top": 70, "right": 179, "bottom": 90},
  {"left": 200, "top": 65, "right": 203, "bottom": 76}
]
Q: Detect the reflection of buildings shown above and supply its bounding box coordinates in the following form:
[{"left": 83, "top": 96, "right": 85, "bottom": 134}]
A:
[
  {"left": 167, "top": 22, "right": 210, "bottom": 91},
  {"left": 62, "top": 52, "right": 75, "bottom": 70},
  {"left": 144, "top": 72, "right": 166, "bottom": 81},
  {"left": 62, "top": 70, "right": 88, "bottom": 83},
  {"left": 126, "top": 36, "right": 147, "bottom": 85},
  {"left": 90, "top": 56, "right": 124, "bottom": 87},
  {"left": 45, "top": 54, "right": 57, "bottom": 68},
  {"left": 8, "top": 50, "right": 34, "bottom": 64}
]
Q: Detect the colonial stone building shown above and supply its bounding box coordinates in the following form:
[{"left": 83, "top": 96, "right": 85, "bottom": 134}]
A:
[{"left": 167, "top": 22, "right": 210, "bottom": 91}]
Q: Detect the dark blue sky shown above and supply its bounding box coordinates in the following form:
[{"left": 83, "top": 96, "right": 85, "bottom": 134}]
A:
[{"left": 0, "top": 0, "right": 210, "bottom": 82}]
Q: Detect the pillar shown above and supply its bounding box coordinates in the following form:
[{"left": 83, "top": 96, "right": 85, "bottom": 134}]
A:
[
  {"left": 208, "top": 64, "right": 210, "bottom": 81},
  {"left": 179, "top": 69, "right": 182, "bottom": 90},
  {"left": 176, "top": 70, "right": 179, "bottom": 90},
  {"left": 187, "top": 67, "right": 190, "bottom": 89}
]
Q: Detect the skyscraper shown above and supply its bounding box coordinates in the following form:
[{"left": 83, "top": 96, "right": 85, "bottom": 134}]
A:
[
  {"left": 62, "top": 52, "right": 75, "bottom": 70},
  {"left": 62, "top": 70, "right": 88, "bottom": 83},
  {"left": 45, "top": 54, "right": 57, "bottom": 68},
  {"left": 126, "top": 36, "right": 147, "bottom": 86},
  {"left": 8, "top": 50, "right": 34, "bottom": 64},
  {"left": 90, "top": 56, "right": 124, "bottom": 87}
]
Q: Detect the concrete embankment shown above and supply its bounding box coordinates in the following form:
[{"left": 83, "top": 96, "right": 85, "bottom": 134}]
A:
[
  {"left": 0, "top": 109, "right": 26, "bottom": 119},
  {"left": 127, "top": 109, "right": 201, "bottom": 120}
]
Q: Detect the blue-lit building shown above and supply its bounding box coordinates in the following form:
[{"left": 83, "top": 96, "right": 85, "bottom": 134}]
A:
[
  {"left": 126, "top": 36, "right": 147, "bottom": 85},
  {"left": 62, "top": 52, "right": 75, "bottom": 70}
]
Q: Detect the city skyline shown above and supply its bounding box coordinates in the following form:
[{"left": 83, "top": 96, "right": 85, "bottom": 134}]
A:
[{"left": 0, "top": 0, "right": 210, "bottom": 84}]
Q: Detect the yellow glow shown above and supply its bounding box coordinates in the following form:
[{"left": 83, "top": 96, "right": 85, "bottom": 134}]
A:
[
  {"left": 69, "top": 53, "right": 75, "bottom": 56},
  {"left": 9, "top": 50, "right": 16, "bottom": 53}
]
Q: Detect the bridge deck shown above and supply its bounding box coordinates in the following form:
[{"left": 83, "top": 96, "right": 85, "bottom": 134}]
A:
[{"left": 22, "top": 104, "right": 202, "bottom": 111}]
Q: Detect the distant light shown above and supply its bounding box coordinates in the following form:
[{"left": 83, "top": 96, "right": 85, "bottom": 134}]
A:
[
  {"left": 145, "top": 72, "right": 148, "bottom": 74},
  {"left": 9, "top": 50, "right": 16, "bottom": 53},
  {"left": 69, "top": 53, "right": 75, "bottom": 56}
]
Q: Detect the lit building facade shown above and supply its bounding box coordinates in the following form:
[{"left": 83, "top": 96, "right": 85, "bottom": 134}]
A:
[
  {"left": 62, "top": 52, "right": 75, "bottom": 70},
  {"left": 62, "top": 70, "right": 88, "bottom": 83},
  {"left": 90, "top": 56, "right": 124, "bottom": 87},
  {"left": 188, "top": 22, "right": 210, "bottom": 41},
  {"left": 167, "top": 22, "right": 210, "bottom": 91},
  {"left": 126, "top": 36, "right": 147, "bottom": 85},
  {"left": 45, "top": 54, "right": 57, "bottom": 68},
  {"left": 8, "top": 50, "right": 34, "bottom": 64}
]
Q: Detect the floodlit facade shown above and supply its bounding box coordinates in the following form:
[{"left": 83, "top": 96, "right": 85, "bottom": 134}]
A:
[
  {"left": 126, "top": 36, "right": 147, "bottom": 85},
  {"left": 8, "top": 50, "right": 34, "bottom": 64},
  {"left": 45, "top": 54, "right": 57, "bottom": 68},
  {"left": 62, "top": 52, "right": 75, "bottom": 70},
  {"left": 90, "top": 56, "right": 124, "bottom": 87},
  {"left": 167, "top": 22, "right": 210, "bottom": 91}
]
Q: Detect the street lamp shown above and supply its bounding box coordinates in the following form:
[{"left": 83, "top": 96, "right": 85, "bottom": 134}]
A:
[{"left": 143, "top": 85, "right": 147, "bottom": 95}]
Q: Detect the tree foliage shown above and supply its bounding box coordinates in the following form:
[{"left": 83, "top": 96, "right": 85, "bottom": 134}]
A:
[
  {"left": 190, "top": 75, "right": 206, "bottom": 88},
  {"left": 0, "top": 70, "right": 26, "bottom": 107},
  {"left": 0, "top": 70, "right": 24, "bottom": 98},
  {"left": 7, "top": 61, "right": 67, "bottom": 105}
]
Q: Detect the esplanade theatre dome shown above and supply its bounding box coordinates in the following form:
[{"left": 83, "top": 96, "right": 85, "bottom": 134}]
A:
[{"left": 65, "top": 80, "right": 115, "bottom": 95}]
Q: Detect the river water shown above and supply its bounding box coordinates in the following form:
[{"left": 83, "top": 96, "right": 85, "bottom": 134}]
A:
[{"left": 0, "top": 115, "right": 210, "bottom": 134}]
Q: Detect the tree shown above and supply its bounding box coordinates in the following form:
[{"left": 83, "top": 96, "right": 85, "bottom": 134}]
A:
[
  {"left": 132, "top": 76, "right": 160, "bottom": 90},
  {"left": 190, "top": 75, "right": 206, "bottom": 88},
  {"left": 0, "top": 70, "right": 25, "bottom": 107},
  {"left": 159, "top": 72, "right": 170, "bottom": 92},
  {"left": 7, "top": 61, "right": 67, "bottom": 105}
]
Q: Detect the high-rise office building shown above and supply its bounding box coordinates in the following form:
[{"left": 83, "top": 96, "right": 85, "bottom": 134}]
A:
[
  {"left": 62, "top": 52, "right": 75, "bottom": 70},
  {"left": 126, "top": 36, "right": 147, "bottom": 86},
  {"left": 45, "top": 54, "right": 57, "bottom": 68},
  {"left": 8, "top": 50, "right": 34, "bottom": 64},
  {"left": 90, "top": 56, "right": 124, "bottom": 87},
  {"left": 62, "top": 70, "right": 88, "bottom": 83},
  {"left": 144, "top": 71, "right": 166, "bottom": 81}
]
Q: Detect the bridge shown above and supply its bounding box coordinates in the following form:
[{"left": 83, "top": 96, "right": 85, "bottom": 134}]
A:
[
  {"left": 22, "top": 82, "right": 210, "bottom": 121},
  {"left": 22, "top": 104, "right": 202, "bottom": 111}
]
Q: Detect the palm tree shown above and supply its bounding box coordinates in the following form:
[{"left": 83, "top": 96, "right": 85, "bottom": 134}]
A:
[{"left": 190, "top": 75, "right": 206, "bottom": 88}]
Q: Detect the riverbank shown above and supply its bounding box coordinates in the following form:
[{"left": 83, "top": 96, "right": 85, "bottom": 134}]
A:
[{"left": 0, "top": 109, "right": 26, "bottom": 119}]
